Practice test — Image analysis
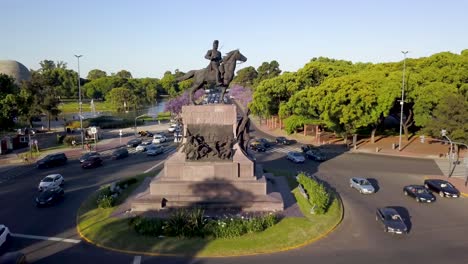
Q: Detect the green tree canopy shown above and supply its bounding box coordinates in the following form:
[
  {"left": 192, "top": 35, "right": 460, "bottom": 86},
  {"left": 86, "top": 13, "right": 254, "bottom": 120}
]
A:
[{"left": 87, "top": 69, "right": 107, "bottom": 80}]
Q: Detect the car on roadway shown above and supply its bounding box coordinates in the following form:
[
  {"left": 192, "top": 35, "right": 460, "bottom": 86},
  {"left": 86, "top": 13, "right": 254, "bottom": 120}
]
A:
[
  {"left": 424, "top": 179, "right": 460, "bottom": 198},
  {"left": 135, "top": 141, "right": 152, "bottom": 152},
  {"left": 168, "top": 124, "right": 180, "bottom": 133},
  {"left": 81, "top": 156, "right": 103, "bottom": 169},
  {"left": 111, "top": 148, "right": 129, "bottom": 160},
  {"left": 79, "top": 151, "right": 100, "bottom": 163},
  {"left": 301, "top": 144, "right": 315, "bottom": 152},
  {"left": 0, "top": 251, "right": 27, "bottom": 264},
  {"left": 35, "top": 187, "right": 64, "bottom": 207},
  {"left": 287, "top": 151, "right": 305, "bottom": 163},
  {"left": 349, "top": 177, "right": 375, "bottom": 194},
  {"left": 249, "top": 141, "right": 267, "bottom": 152},
  {"left": 38, "top": 174, "right": 64, "bottom": 191},
  {"left": 36, "top": 153, "right": 67, "bottom": 169},
  {"left": 276, "top": 136, "right": 292, "bottom": 145},
  {"left": 152, "top": 134, "right": 167, "bottom": 144},
  {"left": 0, "top": 224, "right": 11, "bottom": 249},
  {"left": 126, "top": 138, "right": 142, "bottom": 148},
  {"left": 257, "top": 138, "right": 271, "bottom": 148},
  {"left": 403, "top": 185, "right": 436, "bottom": 203},
  {"left": 147, "top": 145, "right": 164, "bottom": 156},
  {"left": 375, "top": 207, "right": 408, "bottom": 235},
  {"left": 138, "top": 130, "right": 153, "bottom": 137},
  {"left": 305, "top": 149, "right": 327, "bottom": 161}
]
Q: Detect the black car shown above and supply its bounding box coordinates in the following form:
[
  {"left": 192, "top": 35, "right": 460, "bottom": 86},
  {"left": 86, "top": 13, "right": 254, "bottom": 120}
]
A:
[
  {"left": 424, "top": 179, "right": 460, "bottom": 198},
  {"left": 126, "top": 138, "right": 142, "bottom": 148},
  {"left": 36, "top": 153, "right": 67, "bottom": 169},
  {"left": 111, "top": 148, "right": 129, "bottom": 160},
  {"left": 81, "top": 156, "right": 103, "bottom": 169},
  {"left": 35, "top": 187, "right": 64, "bottom": 207},
  {"left": 257, "top": 138, "right": 271, "bottom": 148},
  {"left": 301, "top": 144, "right": 315, "bottom": 152},
  {"left": 79, "top": 151, "right": 100, "bottom": 163},
  {"left": 403, "top": 185, "right": 436, "bottom": 203},
  {"left": 249, "top": 141, "right": 266, "bottom": 152},
  {"left": 276, "top": 137, "right": 291, "bottom": 145},
  {"left": 375, "top": 207, "right": 408, "bottom": 234},
  {"left": 305, "top": 149, "right": 327, "bottom": 161}
]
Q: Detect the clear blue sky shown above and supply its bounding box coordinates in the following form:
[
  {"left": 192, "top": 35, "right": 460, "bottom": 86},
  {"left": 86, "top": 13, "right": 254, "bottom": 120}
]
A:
[{"left": 1, "top": 0, "right": 467, "bottom": 78}]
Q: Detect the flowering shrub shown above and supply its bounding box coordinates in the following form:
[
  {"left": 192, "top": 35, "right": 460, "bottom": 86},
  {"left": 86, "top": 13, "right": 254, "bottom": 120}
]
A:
[
  {"left": 165, "top": 89, "right": 205, "bottom": 115},
  {"left": 228, "top": 85, "right": 252, "bottom": 108}
]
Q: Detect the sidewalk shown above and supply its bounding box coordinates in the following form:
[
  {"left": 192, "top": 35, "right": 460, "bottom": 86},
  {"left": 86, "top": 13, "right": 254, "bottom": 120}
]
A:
[{"left": 249, "top": 116, "right": 468, "bottom": 196}]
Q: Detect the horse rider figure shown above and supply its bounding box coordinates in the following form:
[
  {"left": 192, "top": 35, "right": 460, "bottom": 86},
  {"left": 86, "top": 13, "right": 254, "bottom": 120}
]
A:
[{"left": 205, "top": 40, "right": 223, "bottom": 86}]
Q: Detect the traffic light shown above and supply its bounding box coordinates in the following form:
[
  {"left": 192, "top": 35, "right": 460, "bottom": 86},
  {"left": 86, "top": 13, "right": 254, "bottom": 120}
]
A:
[{"left": 420, "top": 135, "right": 425, "bottom": 143}]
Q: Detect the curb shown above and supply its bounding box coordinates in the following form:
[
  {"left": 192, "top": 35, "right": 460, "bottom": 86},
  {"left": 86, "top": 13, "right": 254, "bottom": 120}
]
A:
[{"left": 76, "top": 193, "right": 344, "bottom": 258}]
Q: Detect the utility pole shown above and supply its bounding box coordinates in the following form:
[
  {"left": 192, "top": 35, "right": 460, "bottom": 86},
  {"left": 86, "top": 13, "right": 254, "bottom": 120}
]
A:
[
  {"left": 398, "top": 51, "right": 409, "bottom": 151},
  {"left": 442, "top": 129, "right": 453, "bottom": 177},
  {"left": 75, "top": 54, "right": 84, "bottom": 149}
]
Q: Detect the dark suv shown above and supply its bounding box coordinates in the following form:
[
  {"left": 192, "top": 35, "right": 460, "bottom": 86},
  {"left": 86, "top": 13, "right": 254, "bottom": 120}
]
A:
[
  {"left": 112, "top": 148, "right": 129, "bottom": 160},
  {"left": 36, "top": 153, "right": 68, "bottom": 169}
]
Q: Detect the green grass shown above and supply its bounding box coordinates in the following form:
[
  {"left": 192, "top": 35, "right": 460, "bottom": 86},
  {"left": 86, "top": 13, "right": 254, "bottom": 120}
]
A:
[
  {"left": 60, "top": 101, "right": 116, "bottom": 113},
  {"left": 77, "top": 173, "right": 343, "bottom": 257}
]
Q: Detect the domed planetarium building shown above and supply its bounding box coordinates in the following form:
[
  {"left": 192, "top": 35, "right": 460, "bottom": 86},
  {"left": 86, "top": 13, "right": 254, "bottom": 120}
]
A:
[{"left": 0, "top": 60, "right": 31, "bottom": 85}]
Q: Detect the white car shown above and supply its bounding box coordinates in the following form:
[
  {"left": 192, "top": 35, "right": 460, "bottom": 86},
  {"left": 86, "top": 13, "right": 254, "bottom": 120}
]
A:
[
  {"left": 350, "top": 177, "right": 375, "bottom": 194},
  {"left": 147, "top": 145, "right": 164, "bottom": 156},
  {"left": 152, "top": 134, "right": 167, "bottom": 144},
  {"left": 0, "top": 225, "right": 11, "bottom": 248},
  {"left": 135, "top": 141, "right": 152, "bottom": 152},
  {"left": 287, "top": 152, "right": 305, "bottom": 163},
  {"left": 38, "top": 174, "right": 64, "bottom": 191},
  {"left": 168, "top": 124, "right": 179, "bottom": 132}
]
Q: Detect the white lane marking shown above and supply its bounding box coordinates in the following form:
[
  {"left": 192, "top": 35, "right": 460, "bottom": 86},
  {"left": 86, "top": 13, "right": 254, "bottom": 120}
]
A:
[
  {"left": 143, "top": 148, "right": 176, "bottom": 173},
  {"left": 11, "top": 233, "right": 81, "bottom": 244},
  {"left": 133, "top": 256, "right": 141, "bottom": 264}
]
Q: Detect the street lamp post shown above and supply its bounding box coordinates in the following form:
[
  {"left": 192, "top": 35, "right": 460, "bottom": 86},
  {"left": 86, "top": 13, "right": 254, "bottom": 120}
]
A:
[
  {"left": 398, "top": 51, "right": 409, "bottom": 151},
  {"left": 134, "top": 114, "right": 147, "bottom": 137},
  {"left": 442, "top": 129, "right": 454, "bottom": 177},
  {"left": 75, "top": 54, "right": 84, "bottom": 149}
]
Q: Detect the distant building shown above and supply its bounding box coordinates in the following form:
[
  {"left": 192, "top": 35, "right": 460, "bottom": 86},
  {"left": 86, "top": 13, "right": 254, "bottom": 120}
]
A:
[{"left": 0, "top": 60, "right": 31, "bottom": 85}]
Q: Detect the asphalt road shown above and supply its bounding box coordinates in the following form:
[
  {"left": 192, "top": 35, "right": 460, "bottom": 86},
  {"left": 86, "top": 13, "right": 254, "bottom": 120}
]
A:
[{"left": 1, "top": 127, "right": 468, "bottom": 263}]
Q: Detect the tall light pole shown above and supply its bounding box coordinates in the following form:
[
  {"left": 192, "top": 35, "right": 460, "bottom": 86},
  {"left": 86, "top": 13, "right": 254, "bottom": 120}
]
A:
[
  {"left": 75, "top": 54, "right": 84, "bottom": 149},
  {"left": 398, "top": 51, "right": 409, "bottom": 151}
]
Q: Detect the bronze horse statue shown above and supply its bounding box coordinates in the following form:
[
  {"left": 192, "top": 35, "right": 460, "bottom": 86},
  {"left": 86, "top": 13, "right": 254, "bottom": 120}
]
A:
[{"left": 177, "top": 49, "right": 247, "bottom": 104}]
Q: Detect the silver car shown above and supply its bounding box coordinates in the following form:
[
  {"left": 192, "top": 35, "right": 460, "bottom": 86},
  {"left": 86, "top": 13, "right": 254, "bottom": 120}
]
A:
[
  {"left": 350, "top": 177, "right": 375, "bottom": 194},
  {"left": 287, "top": 151, "right": 305, "bottom": 163},
  {"left": 147, "top": 145, "right": 164, "bottom": 156}
]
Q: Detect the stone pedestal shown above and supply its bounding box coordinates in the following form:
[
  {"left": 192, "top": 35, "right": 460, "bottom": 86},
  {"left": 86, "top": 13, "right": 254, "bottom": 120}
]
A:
[{"left": 132, "top": 104, "right": 283, "bottom": 212}]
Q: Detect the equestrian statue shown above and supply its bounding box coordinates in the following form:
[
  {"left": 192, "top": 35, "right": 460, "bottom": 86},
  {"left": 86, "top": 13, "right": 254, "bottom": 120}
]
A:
[{"left": 176, "top": 40, "right": 247, "bottom": 104}]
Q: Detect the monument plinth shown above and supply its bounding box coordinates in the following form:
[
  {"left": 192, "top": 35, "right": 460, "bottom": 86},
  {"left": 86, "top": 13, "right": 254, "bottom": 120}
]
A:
[{"left": 132, "top": 104, "right": 283, "bottom": 212}]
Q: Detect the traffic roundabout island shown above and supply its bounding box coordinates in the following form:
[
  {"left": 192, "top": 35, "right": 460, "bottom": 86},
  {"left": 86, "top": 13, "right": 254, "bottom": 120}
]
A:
[{"left": 76, "top": 171, "right": 343, "bottom": 257}]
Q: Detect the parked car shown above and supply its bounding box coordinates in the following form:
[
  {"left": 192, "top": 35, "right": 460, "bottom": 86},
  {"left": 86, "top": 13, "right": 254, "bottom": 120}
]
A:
[
  {"left": 38, "top": 174, "right": 64, "bottom": 191},
  {"left": 249, "top": 141, "right": 267, "bottom": 152},
  {"left": 350, "top": 177, "right": 375, "bottom": 194},
  {"left": 79, "top": 151, "right": 100, "bottom": 163},
  {"left": 81, "top": 156, "right": 103, "bottom": 169},
  {"left": 257, "top": 138, "right": 271, "bottom": 148},
  {"left": 152, "top": 134, "right": 167, "bottom": 144},
  {"left": 35, "top": 187, "right": 64, "bottom": 207},
  {"left": 403, "top": 185, "right": 436, "bottom": 203},
  {"left": 111, "top": 148, "right": 129, "bottom": 160},
  {"left": 0, "top": 224, "right": 11, "bottom": 249},
  {"left": 136, "top": 141, "right": 152, "bottom": 152},
  {"left": 276, "top": 136, "right": 291, "bottom": 145},
  {"left": 0, "top": 251, "right": 27, "bottom": 264},
  {"left": 375, "top": 207, "right": 408, "bottom": 235},
  {"left": 36, "top": 153, "right": 67, "bottom": 169},
  {"left": 147, "top": 145, "right": 164, "bottom": 156},
  {"left": 126, "top": 138, "right": 142, "bottom": 148},
  {"left": 424, "top": 179, "right": 460, "bottom": 198},
  {"left": 287, "top": 151, "right": 305, "bottom": 163},
  {"left": 305, "top": 149, "right": 327, "bottom": 161},
  {"left": 168, "top": 124, "right": 180, "bottom": 133}
]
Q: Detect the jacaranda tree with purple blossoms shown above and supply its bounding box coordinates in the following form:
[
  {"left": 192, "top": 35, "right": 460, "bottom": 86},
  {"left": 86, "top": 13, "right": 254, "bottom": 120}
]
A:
[
  {"left": 228, "top": 85, "right": 252, "bottom": 108},
  {"left": 165, "top": 89, "right": 205, "bottom": 115}
]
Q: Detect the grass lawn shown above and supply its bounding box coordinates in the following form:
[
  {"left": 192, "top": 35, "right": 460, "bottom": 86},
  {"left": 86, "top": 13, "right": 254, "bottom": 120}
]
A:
[
  {"left": 77, "top": 173, "right": 343, "bottom": 257},
  {"left": 60, "top": 101, "right": 115, "bottom": 113}
]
